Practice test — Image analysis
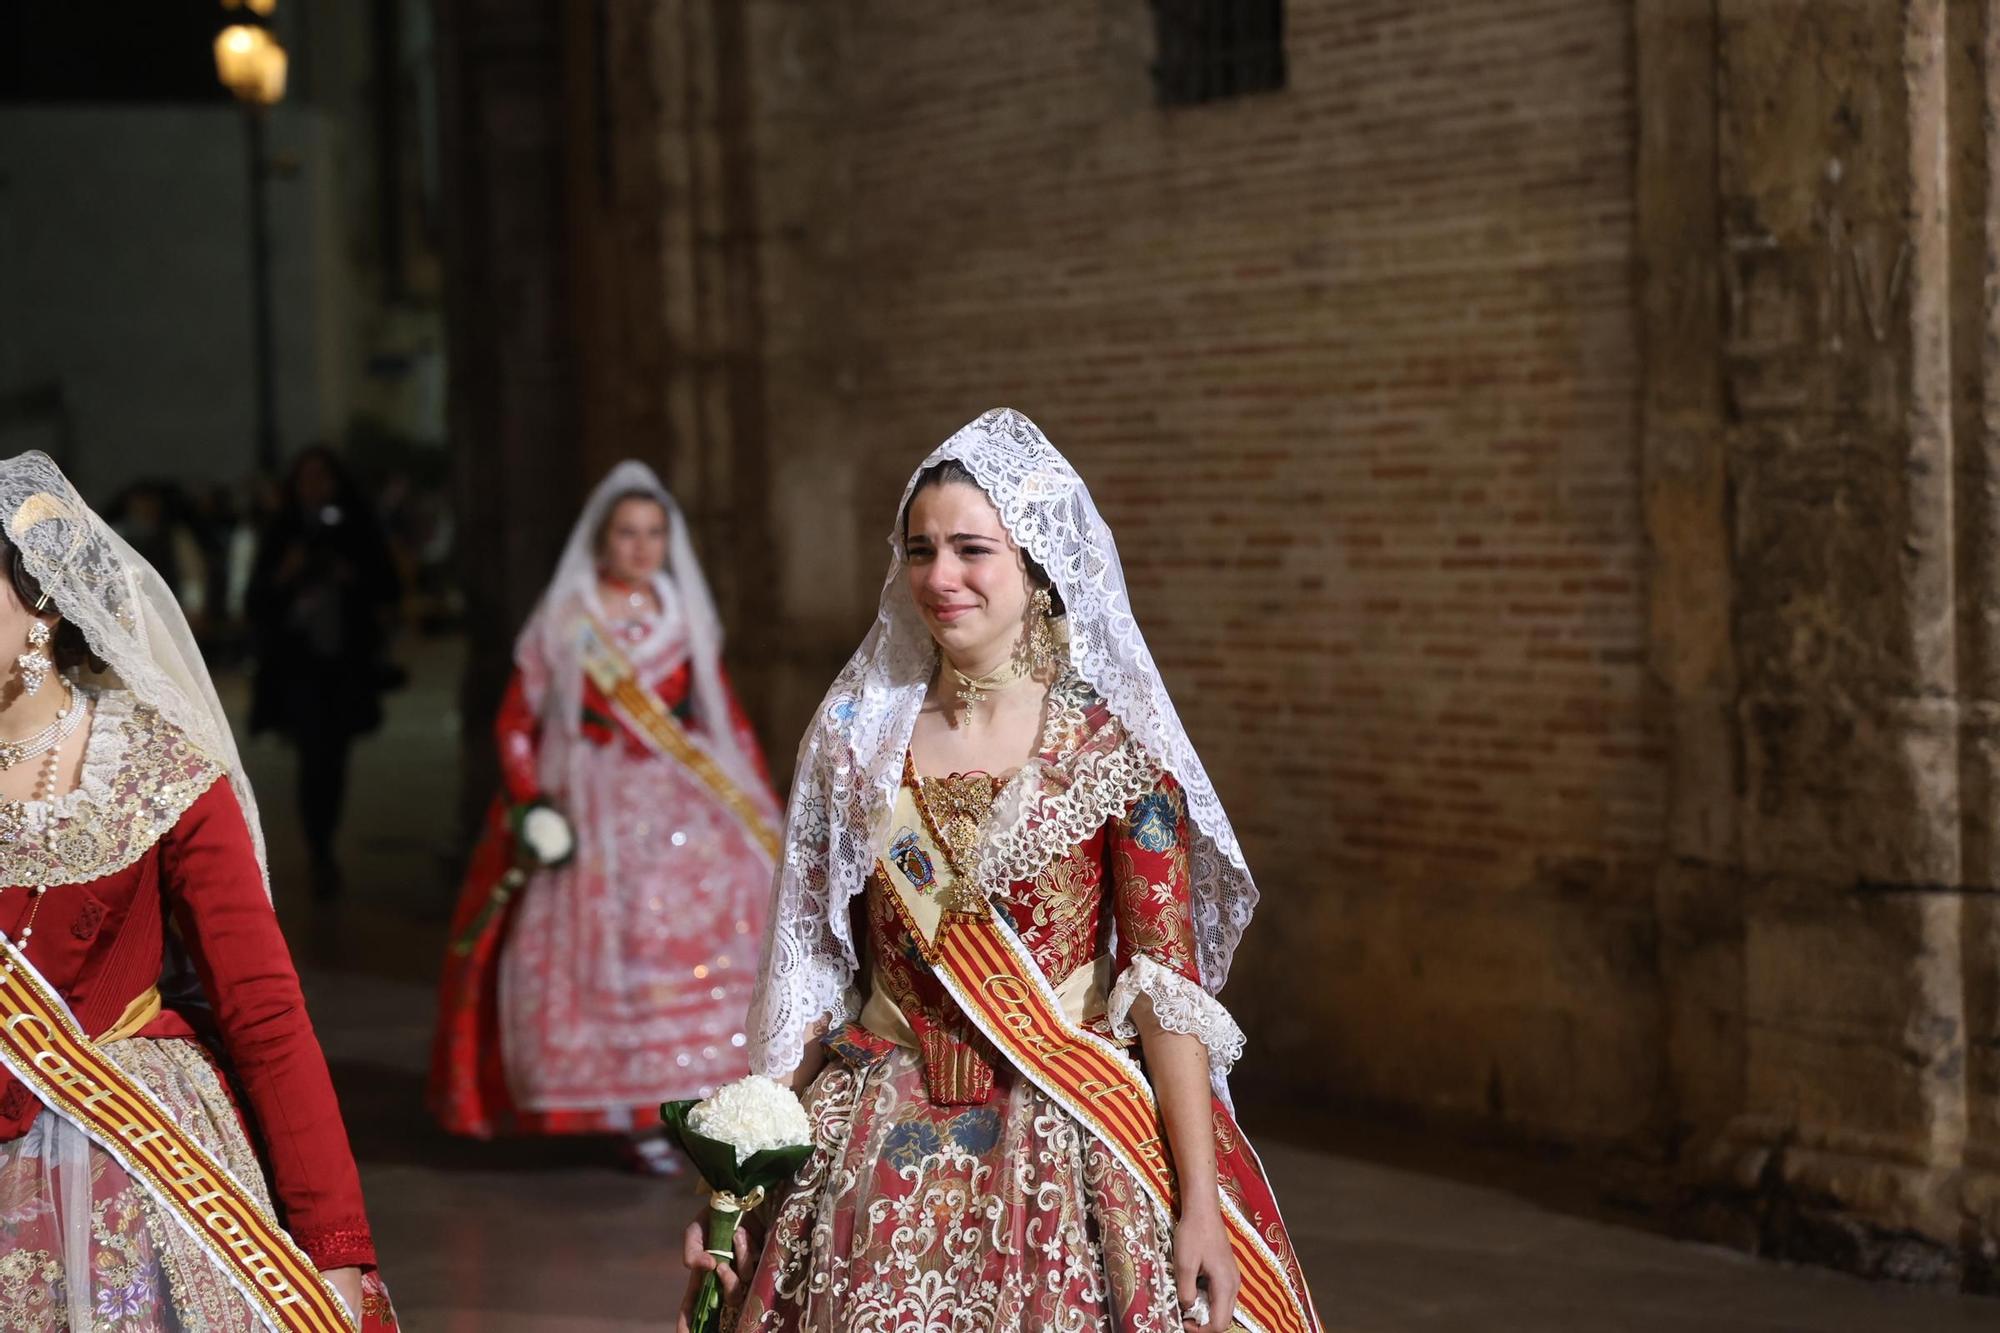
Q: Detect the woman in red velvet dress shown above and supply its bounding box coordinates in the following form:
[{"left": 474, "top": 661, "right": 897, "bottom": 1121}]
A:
[
  {"left": 430, "top": 461, "right": 779, "bottom": 1170},
  {"left": 0, "top": 453, "right": 395, "bottom": 1329}
]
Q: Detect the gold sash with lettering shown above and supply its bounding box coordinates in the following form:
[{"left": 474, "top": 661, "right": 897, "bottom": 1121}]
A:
[
  {"left": 0, "top": 940, "right": 356, "bottom": 1333},
  {"left": 577, "top": 620, "right": 779, "bottom": 860},
  {"left": 876, "top": 817, "right": 1320, "bottom": 1333}
]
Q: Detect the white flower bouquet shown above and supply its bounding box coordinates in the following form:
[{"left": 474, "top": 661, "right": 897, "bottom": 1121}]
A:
[
  {"left": 514, "top": 798, "right": 577, "bottom": 867},
  {"left": 450, "top": 798, "right": 578, "bottom": 956},
  {"left": 661, "top": 1075, "right": 814, "bottom": 1333}
]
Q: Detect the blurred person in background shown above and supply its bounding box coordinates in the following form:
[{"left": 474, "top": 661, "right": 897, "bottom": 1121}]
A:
[
  {"left": 429, "top": 461, "right": 778, "bottom": 1174},
  {"left": 247, "top": 446, "right": 402, "bottom": 900},
  {"left": 227, "top": 473, "right": 283, "bottom": 635},
  {"left": 105, "top": 481, "right": 210, "bottom": 636},
  {"left": 190, "top": 483, "right": 243, "bottom": 663}
]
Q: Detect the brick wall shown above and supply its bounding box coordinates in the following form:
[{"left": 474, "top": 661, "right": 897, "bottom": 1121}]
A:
[{"left": 736, "top": 0, "right": 1664, "bottom": 1138}]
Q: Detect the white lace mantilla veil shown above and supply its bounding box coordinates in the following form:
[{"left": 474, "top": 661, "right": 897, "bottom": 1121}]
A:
[
  {"left": 0, "top": 452, "right": 270, "bottom": 892},
  {"left": 746, "top": 407, "right": 1260, "bottom": 1083},
  {"left": 515, "top": 460, "right": 775, "bottom": 826}
]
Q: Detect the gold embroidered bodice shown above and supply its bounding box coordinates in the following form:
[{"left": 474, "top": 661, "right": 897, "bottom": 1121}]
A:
[{"left": 0, "top": 690, "right": 223, "bottom": 888}]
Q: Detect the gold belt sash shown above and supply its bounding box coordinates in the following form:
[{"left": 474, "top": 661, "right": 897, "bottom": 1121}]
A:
[
  {"left": 873, "top": 801, "right": 1319, "bottom": 1333},
  {"left": 96, "top": 984, "right": 162, "bottom": 1044},
  {"left": 577, "top": 620, "right": 779, "bottom": 860},
  {"left": 0, "top": 941, "right": 356, "bottom": 1333},
  {"left": 862, "top": 953, "right": 1110, "bottom": 1048}
]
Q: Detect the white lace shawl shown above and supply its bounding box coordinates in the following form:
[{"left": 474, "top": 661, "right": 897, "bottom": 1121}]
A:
[{"left": 746, "top": 409, "right": 1260, "bottom": 1083}]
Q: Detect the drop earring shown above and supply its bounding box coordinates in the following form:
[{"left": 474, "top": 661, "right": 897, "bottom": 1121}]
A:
[
  {"left": 1011, "top": 586, "right": 1060, "bottom": 680},
  {"left": 16, "top": 621, "right": 51, "bottom": 696}
]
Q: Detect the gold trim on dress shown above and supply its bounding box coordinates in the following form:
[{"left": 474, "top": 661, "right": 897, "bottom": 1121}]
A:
[{"left": 0, "top": 693, "right": 222, "bottom": 889}]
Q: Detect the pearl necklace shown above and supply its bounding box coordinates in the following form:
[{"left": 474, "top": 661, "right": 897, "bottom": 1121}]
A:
[
  {"left": 0, "top": 883, "right": 47, "bottom": 976},
  {"left": 0, "top": 686, "right": 83, "bottom": 976},
  {"left": 0, "top": 684, "right": 84, "bottom": 770}
]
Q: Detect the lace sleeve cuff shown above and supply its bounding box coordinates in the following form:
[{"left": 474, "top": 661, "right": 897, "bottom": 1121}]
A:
[{"left": 1106, "top": 954, "right": 1246, "bottom": 1077}]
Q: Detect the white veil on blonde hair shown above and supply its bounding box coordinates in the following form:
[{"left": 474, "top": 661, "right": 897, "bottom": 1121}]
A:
[
  {"left": 747, "top": 409, "right": 1259, "bottom": 1078},
  {"left": 0, "top": 452, "right": 269, "bottom": 891}
]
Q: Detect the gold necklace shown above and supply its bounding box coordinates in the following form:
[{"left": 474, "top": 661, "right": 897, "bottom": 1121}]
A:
[
  {"left": 944, "top": 656, "right": 1027, "bottom": 726},
  {"left": 915, "top": 769, "right": 1001, "bottom": 873}
]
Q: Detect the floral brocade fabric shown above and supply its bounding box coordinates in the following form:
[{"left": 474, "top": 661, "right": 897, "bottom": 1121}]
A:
[
  {"left": 736, "top": 682, "right": 1240, "bottom": 1333},
  {"left": 735, "top": 1051, "right": 1182, "bottom": 1333}
]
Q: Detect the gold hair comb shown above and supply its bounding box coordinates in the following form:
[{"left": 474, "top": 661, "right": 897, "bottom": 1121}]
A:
[
  {"left": 9, "top": 492, "right": 76, "bottom": 540},
  {"left": 9, "top": 492, "right": 87, "bottom": 610}
]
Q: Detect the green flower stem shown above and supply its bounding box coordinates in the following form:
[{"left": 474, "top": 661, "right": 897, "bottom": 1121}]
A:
[{"left": 691, "top": 1204, "right": 747, "bottom": 1333}]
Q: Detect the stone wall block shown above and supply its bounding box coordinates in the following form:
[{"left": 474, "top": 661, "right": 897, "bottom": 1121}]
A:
[{"left": 1743, "top": 878, "right": 1965, "bottom": 1155}]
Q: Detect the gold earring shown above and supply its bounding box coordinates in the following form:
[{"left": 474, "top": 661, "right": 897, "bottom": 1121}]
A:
[{"left": 1013, "top": 586, "right": 1060, "bottom": 680}]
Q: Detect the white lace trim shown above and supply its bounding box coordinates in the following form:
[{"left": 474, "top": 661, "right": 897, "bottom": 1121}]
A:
[
  {"left": 13, "top": 683, "right": 132, "bottom": 821},
  {"left": 1106, "top": 953, "right": 1246, "bottom": 1078},
  {"left": 979, "top": 675, "right": 1162, "bottom": 895},
  {"left": 0, "top": 687, "right": 223, "bottom": 887}
]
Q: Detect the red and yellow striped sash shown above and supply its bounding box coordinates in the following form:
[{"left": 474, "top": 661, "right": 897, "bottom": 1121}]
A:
[
  {"left": 577, "top": 621, "right": 779, "bottom": 860},
  {"left": 0, "top": 941, "right": 355, "bottom": 1333},
  {"left": 931, "top": 910, "right": 1321, "bottom": 1333}
]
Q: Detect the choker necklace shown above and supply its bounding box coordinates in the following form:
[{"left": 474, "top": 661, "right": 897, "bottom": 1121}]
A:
[
  {"left": 945, "top": 657, "right": 1027, "bottom": 727},
  {"left": 0, "top": 683, "right": 82, "bottom": 771}
]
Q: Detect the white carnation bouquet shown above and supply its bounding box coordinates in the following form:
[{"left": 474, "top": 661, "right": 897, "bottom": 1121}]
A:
[{"left": 662, "top": 1075, "right": 814, "bottom": 1333}]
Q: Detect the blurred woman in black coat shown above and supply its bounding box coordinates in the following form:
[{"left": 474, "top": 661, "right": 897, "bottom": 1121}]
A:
[{"left": 248, "top": 446, "right": 402, "bottom": 898}]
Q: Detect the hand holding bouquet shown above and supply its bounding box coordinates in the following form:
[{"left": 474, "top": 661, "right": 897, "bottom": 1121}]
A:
[
  {"left": 516, "top": 799, "right": 576, "bottom": 865},
  {"left": 663, "top": 1075, "right": 814, "bottom": 1333},
  {"left": 451, "top": 798, "right": 577, "bottom": 955}
]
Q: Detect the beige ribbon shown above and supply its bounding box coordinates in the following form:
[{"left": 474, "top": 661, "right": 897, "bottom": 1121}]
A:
[
  {"left": 93, "top": 985, "right": 162, "bottom": 1045},
  {"left": 705, "top": 1186, "right": 767, "bottom": 1260}
]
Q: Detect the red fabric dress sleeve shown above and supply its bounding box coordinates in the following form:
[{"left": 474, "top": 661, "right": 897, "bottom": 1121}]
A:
[
  {"left": 1108, "top": 774, "right": 1202, "bottom": 986},
  {"left": 159, "top": 782, "right": 377, "bottom": 1271},
  {"left": 494, "top": 670, "right": 540, "bottom": 804}
]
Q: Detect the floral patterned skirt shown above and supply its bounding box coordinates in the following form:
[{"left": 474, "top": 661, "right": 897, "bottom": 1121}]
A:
[
  {"left": 0, "top": 1037, "right": 396, "bottom": 1332},
  {"left": 737, "top": 1046, "right": 1183, "bottom": 1333}
]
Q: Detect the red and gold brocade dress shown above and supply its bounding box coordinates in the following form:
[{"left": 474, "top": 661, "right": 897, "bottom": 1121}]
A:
[
  {"left": 429, "top": 594, "right": 776, "bottom": 1138},
  {"left": 0, "top": 689, "right": 395, "bottom": 1331},
  {"left": 738, "top": 677, "right": 1270, "bottom": 1333}
]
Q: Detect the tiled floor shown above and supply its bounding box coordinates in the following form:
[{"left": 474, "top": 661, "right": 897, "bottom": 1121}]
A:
[{"left": 246, "top": 640, "right": 2000, "bottom": 1330}]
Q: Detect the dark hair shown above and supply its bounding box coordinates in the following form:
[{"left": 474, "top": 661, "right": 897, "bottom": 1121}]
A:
[
  {"left": 3, "top": 545, "right": 103, "bottom": 674},
  {"left": 902, "top": 459, "right": 1065, "bottom": 617},
  {"left": 594, "top": 489, "right": 670, "bottom": 554},
  {"left": 285, "top": 444, "right": 362, "bottom": 506}
]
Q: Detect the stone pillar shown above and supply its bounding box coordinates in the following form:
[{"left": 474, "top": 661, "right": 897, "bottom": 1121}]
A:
[
  {"left": 1638, "top": 0, "right": 1745, "bottom": 1159},
  {"left": 435, "top": 0, "right": 588, "bottom": 836},
  {"left": 1644, "top": 0, "right": 1979, "bottom": 1274},
  {"left": 562, "top": 0, "right": 675, "bottom": 487},
  {"left": 553, "top": 0, "right": 792, "bottom": 746},
  {"left": 438, "top": 0, "right": 805, "bottom": 793},
  {"left": 641, "top": 0, "right": 780, "bottom": 720},
  {"left": 1956, "top": 0, "right": 2000, "bottom": 1285}
]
